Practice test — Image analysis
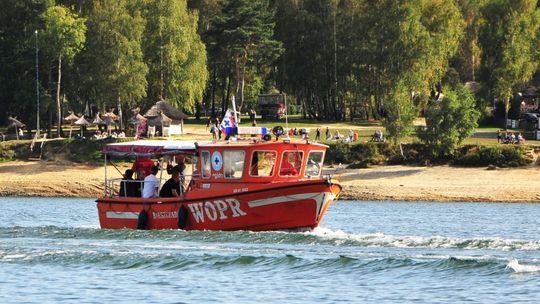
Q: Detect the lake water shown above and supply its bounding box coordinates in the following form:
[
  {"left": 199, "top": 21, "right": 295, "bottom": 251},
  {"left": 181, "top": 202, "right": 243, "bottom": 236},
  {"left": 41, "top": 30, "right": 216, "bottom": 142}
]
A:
[{"left": 0, "top": 197, "right": 539, "bottom": 303}]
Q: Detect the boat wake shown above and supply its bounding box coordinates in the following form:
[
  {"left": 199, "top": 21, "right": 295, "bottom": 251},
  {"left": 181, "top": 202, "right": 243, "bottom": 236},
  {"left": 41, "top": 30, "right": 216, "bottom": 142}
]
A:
[
  {"left": 307, "top": 227, "right": 540, "bottom": 251},
  {"left": 507, "top": 259, "right": 540, "bottom": 273}
]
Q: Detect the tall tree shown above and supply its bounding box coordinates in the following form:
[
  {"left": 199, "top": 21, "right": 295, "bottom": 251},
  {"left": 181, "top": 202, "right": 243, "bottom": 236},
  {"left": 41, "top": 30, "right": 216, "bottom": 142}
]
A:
[
  {"left": 212, "top": 0, "right": 282, "bottom": 112},
  {"left": 478, "top": 0, "right": 540, "bottom": 129},
  {"left": 363, "top": 0, "right": 464, "bottom": 143},
  {"left": 143, "top": 0, "right": 208, "bottom": 112},
  {"left": 189, "top": 0, "right": 227, "bottom": 116},
  {"left": 41, "top": 5, "right": 86, "bottom": 137},
  {"left": 0, "top": 0, "right": 51, "bottom": 127},
  {"left": 78, "top": 0, "right": 148, "bottom": 121}
]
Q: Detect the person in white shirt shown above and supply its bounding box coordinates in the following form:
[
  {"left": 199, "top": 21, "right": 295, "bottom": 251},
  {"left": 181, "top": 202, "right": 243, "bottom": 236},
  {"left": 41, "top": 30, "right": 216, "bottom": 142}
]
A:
[{"left": 142, "top": 165, "right": 160, "bottom": 198}]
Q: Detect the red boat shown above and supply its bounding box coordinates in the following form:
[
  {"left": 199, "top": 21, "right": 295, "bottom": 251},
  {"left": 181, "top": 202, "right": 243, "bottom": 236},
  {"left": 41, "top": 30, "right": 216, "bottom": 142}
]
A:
[{"left": 96, "top": 136, "right": 341, "bottom": 231}]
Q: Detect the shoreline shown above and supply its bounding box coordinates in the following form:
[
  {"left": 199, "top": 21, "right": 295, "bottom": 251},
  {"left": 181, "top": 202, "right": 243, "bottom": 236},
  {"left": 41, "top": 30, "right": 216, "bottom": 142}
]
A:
[{"left": 1, "top": 161, "right": 539, "bottom": 202}]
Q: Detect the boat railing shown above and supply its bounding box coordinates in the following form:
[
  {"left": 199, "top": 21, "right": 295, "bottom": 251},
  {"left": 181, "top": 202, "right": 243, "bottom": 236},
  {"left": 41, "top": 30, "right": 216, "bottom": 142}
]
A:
[{"left": 104, "top": 175, "right": 195, "bottom": 198}]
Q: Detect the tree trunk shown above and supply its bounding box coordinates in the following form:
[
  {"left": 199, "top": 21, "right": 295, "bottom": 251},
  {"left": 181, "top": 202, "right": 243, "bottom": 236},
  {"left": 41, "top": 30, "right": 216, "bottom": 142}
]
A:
[
  {"left": 211, "top": 66, "right": 216, "bottom": 117},
  {"left": 234, "top": 52, "right": 248, "bottom": 113},
  {"left": 47, "top": 63, "right": 53, "bottom": 138},
  {"left": 56, "top": 55, "right": 62, "bottom": 138},
  {"left": 504, "top": 98, "right": 510, "bottom": 130}
]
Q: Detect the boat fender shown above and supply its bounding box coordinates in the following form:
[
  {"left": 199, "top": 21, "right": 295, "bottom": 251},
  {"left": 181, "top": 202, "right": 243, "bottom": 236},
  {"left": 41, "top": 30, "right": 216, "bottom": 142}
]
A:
[
  {"left": 177, "top": 205, "right": 189, "bottom": 229},
  {"left": 137, "top": 209, "right": 148, "bottom": 230},
  {"left": 262, "top": 134, "right": 272, "bottom": 141}
]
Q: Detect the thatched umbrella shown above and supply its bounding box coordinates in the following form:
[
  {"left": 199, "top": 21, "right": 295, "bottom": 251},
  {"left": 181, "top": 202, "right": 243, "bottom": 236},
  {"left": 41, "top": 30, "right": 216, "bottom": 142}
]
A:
[
  {"left": 92, "top": 113, "right": 103, "bottom": 125},
  {"left": 74, "top": 116, "right": 90, "bottom": 137},
  {"left": 101, "top": 113, "right": 116, "bottom": 135},
  {"left": 105, "top": 111, "right": 119, "bottom": 122},
  {"left": 143, "top": 99, "right": 188, "bottom": 135},
  {"left": 64, "top": 112, "right": 80, "bottom": 138},
  {"left": 147, "top": 112, "right": 173, "bottom": 128},
  {"left": 7, "top": 117, "right": 25, "bottom": 140},
  {"left": 129, "top": 113, "right": 147, "bottom": 138}
]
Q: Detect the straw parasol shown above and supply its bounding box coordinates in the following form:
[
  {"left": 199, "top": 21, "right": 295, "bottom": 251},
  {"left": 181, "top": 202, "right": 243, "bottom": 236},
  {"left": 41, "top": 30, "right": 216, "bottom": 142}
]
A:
[
  {"left": 105, "top": 111, "right": 119, "bottom": 121},
  {"left": 129, "top": 108, "right": 147, "bottom": 138},
  {"left": 92, "top": 113, "right": 103, "bottom": 125},
  {"left": 146, "top": 112, "right": 173, "bottom": 128},
  {"left": 100, "top": 113, "right": 116, "bottom": 135},
  {"left": 129, "top": 113, "right": 147, "bottom": 125},
  {"left": 74, "top": 116, "right": 90, "bottom": 137},
  {"left": 64, "top": 112, "right": 80, "bottom": 138},
  {"left": 7, "top": 117, "right": 25, "bottom": 140}
]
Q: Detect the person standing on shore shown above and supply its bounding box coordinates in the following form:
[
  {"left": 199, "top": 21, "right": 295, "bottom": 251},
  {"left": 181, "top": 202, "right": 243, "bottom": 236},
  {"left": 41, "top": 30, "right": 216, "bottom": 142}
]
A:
[{"left": 315, "top": 128, "right": 321, "bottom": 141}]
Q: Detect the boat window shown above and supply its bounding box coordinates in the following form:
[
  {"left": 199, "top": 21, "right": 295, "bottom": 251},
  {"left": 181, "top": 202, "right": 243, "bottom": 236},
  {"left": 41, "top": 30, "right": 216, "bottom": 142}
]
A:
[
  {"left": 250, "top": 151, "right": 276, "bottom": 177},
  {"left": 305, "top": 151, "right": 324, "bottom": 177},
  {"left": 201, "top": 151, "right": 210, "bottom": 178},
  {"left": 279, "top": 151, "right": 303, "bottom": 176},
  {"left": 224, "top": 150, "right": 245, "bottom": 179}
]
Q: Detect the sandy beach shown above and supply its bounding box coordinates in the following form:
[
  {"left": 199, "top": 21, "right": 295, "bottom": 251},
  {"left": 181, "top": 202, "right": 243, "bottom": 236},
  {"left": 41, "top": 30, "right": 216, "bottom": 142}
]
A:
[{"left": 0, "top": 160, "right": 539, "bottom": 202}]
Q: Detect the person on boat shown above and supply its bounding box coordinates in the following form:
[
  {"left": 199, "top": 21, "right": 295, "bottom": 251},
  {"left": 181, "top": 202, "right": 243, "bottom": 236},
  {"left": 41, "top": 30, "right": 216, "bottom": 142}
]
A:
[
  {"left": 134, "top": 168, "right": 145, "bottom": 197},
  {"left": 159, "top": 165, "right": 182, "bottom": 197},
  {"left": 119, "top": 169, "right": 138, "bottom": 197},
  {"left": 142, "top": 165, "right": 160, "bottom": 198},
  {"left": 167, "top": 155, "right": 186, "bottom": 192},
  {"left": 132, "top": 157, "right": 155, "bottom": 176},
  {"left": 280, "top": 152, "right": 299, "bottom": 176}
]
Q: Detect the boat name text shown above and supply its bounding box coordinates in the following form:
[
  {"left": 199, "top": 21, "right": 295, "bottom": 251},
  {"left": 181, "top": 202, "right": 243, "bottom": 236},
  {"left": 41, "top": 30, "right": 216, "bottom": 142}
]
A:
[
  {"left": 187, "top": 198, "right": 247, "bottom": 223},
  {"left": 152, "top": 211, "right": 178, "bottom": 219}
]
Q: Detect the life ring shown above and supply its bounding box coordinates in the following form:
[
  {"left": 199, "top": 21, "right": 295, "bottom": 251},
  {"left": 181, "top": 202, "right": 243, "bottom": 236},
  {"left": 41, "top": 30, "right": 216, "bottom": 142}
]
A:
[
  {"left": 272, "top": 126, "right": 284, "bottom": 136},
  {"left": 137, "top": 209, "right": 148, "bottom": 230},
  {"left": 177, "top": 205, "right": 189, "bottom": 229}
]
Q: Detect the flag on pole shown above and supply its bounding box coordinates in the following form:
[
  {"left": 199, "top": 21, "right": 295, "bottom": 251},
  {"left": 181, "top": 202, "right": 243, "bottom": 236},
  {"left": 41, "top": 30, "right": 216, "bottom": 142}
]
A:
[{"left": 220, "top": 110, "right": 236, "bottom": 136}]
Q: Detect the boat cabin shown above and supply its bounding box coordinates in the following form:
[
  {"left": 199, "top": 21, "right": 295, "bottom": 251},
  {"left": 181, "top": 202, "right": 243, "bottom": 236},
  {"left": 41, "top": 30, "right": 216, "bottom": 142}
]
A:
[{"left": 101, "top": 139, "right": 329, "bottom": 199}]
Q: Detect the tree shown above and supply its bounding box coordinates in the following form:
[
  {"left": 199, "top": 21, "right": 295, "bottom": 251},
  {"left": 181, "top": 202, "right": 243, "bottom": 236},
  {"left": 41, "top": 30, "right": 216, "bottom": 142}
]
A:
[
  {"left": 212, "top": 0, "right": 282, "bottom": 112},
  {"left": 41, "top": 5, "right": 86, "bottom": 137},
  {"left": 0, "top": 0, "right": 51, "bottom": 127},
  {"left": 383, "top": 81, "right": 418, "bottom": 145},
  {"left": 143, "top": 0, "right": 208, "bottom": 112},
  {"left": 418, "top": 85, "right": 480, "bottom": 158},
  {"left": 478, "top": 0, "right": 540, "bottom": 129},
  {"left": 367, "top": 0, "right": 464, "bottom": 143},
  {"left": 77, "top": 0, "right": 148, "bottom": 123}
]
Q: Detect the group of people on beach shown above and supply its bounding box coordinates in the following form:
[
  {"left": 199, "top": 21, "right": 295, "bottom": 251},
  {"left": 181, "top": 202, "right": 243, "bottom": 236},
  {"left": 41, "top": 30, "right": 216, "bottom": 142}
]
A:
[
  {"left": 118, "top": 156, "right": 186, "bottom": 199},
  {"left": 497, "top": 131, "right": 525, "bottom": 144}
]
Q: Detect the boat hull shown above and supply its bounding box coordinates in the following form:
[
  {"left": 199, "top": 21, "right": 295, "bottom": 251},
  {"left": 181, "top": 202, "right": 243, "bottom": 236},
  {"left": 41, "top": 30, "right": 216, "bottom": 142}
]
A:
[{"left": 97, "top": 181, "right": 341, "bottom": 231}]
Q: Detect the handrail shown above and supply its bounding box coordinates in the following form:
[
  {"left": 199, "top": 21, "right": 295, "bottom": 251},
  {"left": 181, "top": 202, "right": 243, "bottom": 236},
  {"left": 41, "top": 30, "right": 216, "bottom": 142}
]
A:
[{"left": 104, "top": 175, "right": 194, "bottom": 198}]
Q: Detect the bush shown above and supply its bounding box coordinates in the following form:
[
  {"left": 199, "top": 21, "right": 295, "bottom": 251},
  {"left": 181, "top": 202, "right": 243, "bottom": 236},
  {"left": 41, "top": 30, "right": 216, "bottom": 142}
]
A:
[
  {"left": 418, "top": 85, "right": 479, "bottom": 159},
  {"left": 454, "top": 145, "right": 531, "bottom": 167},
  {"left": 327, "top": 142, "right": 391, "bottom": 167}
]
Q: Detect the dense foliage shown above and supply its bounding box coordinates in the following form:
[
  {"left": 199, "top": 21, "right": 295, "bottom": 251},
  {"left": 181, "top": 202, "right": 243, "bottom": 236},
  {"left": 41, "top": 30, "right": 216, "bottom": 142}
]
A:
[
  {"left": 418, "top": 85, "right": 480, "bottom": 158},
  {"left": 1, "top": 0, "right": 540, "bottom": 148},
  {"left": 325, "top": 141, "right": 532, "bottom": 168}
]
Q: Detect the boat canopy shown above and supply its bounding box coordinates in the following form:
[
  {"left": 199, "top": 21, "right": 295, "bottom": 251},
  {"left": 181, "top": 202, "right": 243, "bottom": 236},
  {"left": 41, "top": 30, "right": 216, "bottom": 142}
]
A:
[{"left": 102, "top": 140, "right": 207, "bottom": 157}]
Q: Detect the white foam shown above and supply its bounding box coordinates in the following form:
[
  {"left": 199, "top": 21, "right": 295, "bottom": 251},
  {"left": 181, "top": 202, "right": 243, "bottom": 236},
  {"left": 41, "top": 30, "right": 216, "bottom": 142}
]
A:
[
  {"left": 507, "top": 259, "right": 540, "bottom": 273},
  {"left": 309, "top": 227, "right": 540, "bottom": 251}
]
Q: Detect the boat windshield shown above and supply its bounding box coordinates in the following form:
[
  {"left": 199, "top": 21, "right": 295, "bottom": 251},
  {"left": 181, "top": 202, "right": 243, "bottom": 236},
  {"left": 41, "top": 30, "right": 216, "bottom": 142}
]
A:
[
  {"left": 224, "top": 150, "right": 245, "bottom": 179},
  {"left": 305, "top": 151, "right": 324, "bottom": 177},
  {"left": 279, "top": 151, "right": 303, "bottom": 176},
  {"left": 250, "top": 151, "right": 276, "bottom": 177}
]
